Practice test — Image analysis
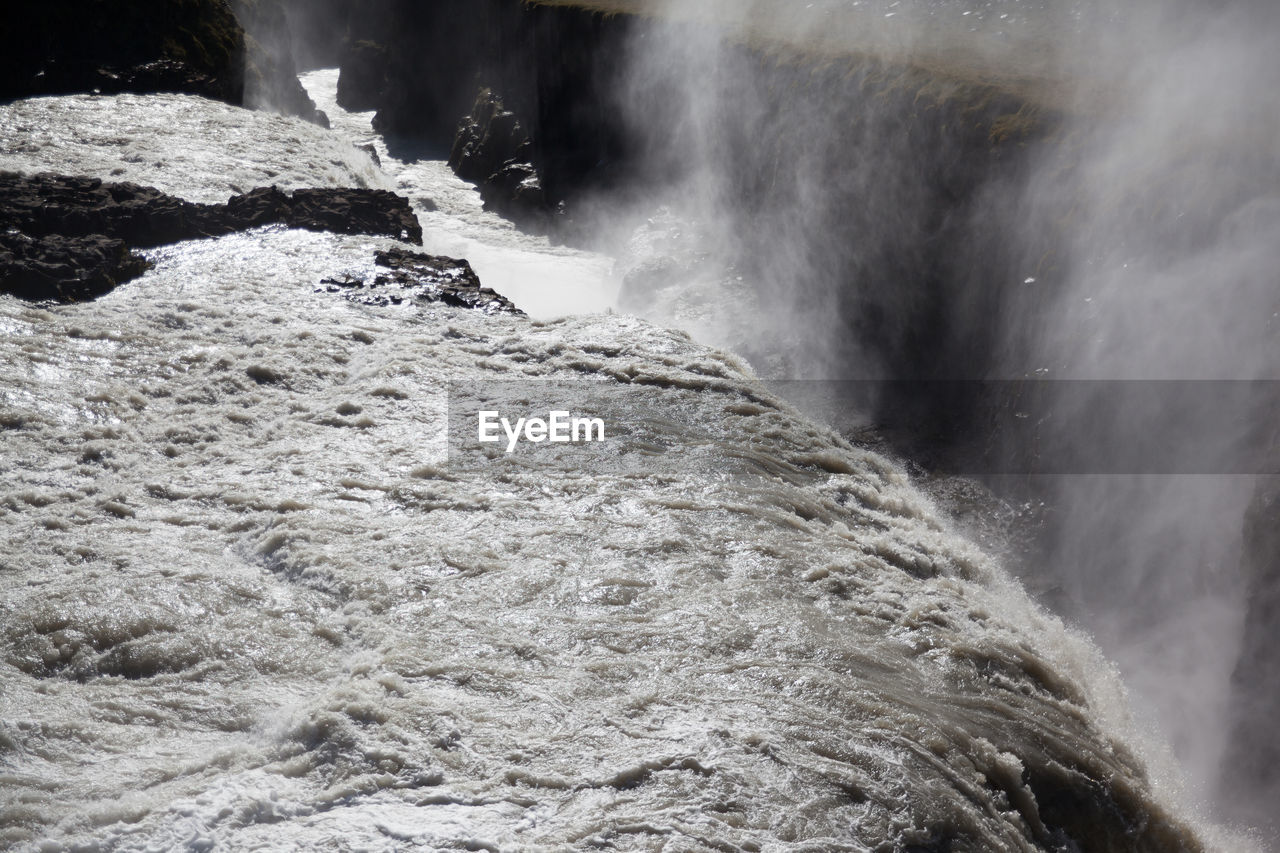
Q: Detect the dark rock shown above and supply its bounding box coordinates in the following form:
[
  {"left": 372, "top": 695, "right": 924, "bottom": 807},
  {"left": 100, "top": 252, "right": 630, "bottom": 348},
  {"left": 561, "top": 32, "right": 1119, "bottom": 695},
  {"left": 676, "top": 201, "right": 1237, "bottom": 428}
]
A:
[
  {"left": 448, "top": 89, "right": 548, "bottom": 230},
  {"left": 481, "top": 162, "right": 546, "bottom": 213},
  {"left": 86, "top": 60, "right": 230, "bottom": 101},
  {"left": 0, "top": 0, "right": 246, "bottom": 104},
  {"left": 1, "top": 172, "right": 423, "bottom": 302},
  {"left": 337, "top": 40, "right": 390, "bottom": 112},
  {"left": 449, "top": 91, "right": 531, "bottom": 183},
  {"left": 227, "top": 0, "right": 329, "bottom": 126},
  {"left": 0, "top": 0, "right": 329, "bottom": 125},
  {"left": 0, "top": 173, "right": 208, "bottom": 247},
  {"left": 1221, "top": 473, "right": 1280, "bottom": 832},
  {"left": 320, "top": 248, "right": 521, "bottom": 315},
  {"left": 0, "top": 173, "right": 423, "bottom": 249},
  {"left": 0, "top": 231, "right": 152, "bottom": 303},
  {"left": 221, "top": 185, "right": 295, "bottom": 229}
]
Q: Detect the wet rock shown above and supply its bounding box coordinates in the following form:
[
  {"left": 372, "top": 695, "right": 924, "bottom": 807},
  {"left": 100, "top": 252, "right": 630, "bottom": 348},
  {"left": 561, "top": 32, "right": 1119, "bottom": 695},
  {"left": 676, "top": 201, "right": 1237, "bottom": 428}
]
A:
[
  {"left": 0, "top": 0, "right": 246, "bottom": 104},
  {"left": 0, "top": 231, "right": 152, "bottom": 303},
  {"left": 1, "top": 173, "right": 208, "bottom": 247},
  {"left": 358, "top": 143, "right": 382, "bottom": 169},
  {"left": 221, "top": 185, "right": 423, "bottom": 243},
  {"left": 220, "top": 185, "right": 295, "bottom": 229},
  {"left": 320, "top": 248, "right": 522, "bottom": 315},
  {"left": 1, "top": 172, "right": 423, "bottom": 302},
  {"left": 480, "top": 162, "right": 547, "bottom": 219},
  {"left": 450, "top": 91, "right": 533, "bottom": 183},
  {"left": 1221, "top": 473, "right": 1280, "bottom": 832},
  {"left": 1, "top": 173, "right": 423, "bottom": 248},
  {"left": 337, "top": 40, "right": 390, "bottom": 112},
  {"left": 81, "top": 60, "right": 232, "bottom": 102},
  {"left": 449, "top": 90, "right": 548, "bottom": 229}
]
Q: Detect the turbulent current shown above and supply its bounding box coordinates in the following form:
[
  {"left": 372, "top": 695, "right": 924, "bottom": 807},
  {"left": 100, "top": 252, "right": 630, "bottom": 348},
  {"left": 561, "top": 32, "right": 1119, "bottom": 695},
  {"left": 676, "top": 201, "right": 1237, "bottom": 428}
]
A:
[{"left": 0, "top": 74, "right": 1251, "bottom": 851}]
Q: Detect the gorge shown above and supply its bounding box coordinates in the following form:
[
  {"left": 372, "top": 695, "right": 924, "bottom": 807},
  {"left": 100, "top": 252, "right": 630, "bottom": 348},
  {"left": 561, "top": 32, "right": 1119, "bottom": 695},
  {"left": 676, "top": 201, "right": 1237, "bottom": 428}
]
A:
[{"left": 1, "top": 1, "right": 1276, "bottom": 850}]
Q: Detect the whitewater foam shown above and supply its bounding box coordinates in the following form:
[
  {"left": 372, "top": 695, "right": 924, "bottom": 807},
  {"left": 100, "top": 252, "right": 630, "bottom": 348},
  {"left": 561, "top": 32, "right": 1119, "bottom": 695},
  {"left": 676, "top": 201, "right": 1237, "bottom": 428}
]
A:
[{"left": 0, "top": 84, "right": 1249, "bottom": 851}]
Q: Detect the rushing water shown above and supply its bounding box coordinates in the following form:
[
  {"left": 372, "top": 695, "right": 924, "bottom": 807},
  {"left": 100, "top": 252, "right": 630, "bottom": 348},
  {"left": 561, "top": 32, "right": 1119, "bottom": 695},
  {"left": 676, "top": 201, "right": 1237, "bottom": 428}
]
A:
[{"left": 0, "top": 77, "right": 1255, "bottom": 850}]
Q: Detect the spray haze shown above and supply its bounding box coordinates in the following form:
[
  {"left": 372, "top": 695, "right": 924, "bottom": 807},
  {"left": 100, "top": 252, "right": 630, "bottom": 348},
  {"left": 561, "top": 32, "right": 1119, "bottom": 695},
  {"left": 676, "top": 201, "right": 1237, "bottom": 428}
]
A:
[{"left": 603, "top": 0, "right": 1280, "bottom": 836}]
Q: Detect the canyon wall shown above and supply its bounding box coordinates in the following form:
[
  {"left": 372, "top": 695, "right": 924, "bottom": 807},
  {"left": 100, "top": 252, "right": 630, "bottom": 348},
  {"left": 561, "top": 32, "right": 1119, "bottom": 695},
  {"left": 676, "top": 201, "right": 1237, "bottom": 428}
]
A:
[
  {"left": 337, "top": 0, "right": 1060, "bottom": 388},
  {"left": 323, "top": 3, "right": 1280, "bottom": 829}
]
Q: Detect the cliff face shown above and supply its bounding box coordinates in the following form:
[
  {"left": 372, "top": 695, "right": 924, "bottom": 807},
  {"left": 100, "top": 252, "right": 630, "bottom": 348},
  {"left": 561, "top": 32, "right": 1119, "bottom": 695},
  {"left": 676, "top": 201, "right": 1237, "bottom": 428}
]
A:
[
  {"left": 0, "top": 0, "right": 328, "bottom": 125},
  {"left": 227, "top": 0, "right": 329, "bottom": 125},
  {"left": 339, "top": 1, "right": 1054, "bottom": 386},
  {"left": 0, "top": 0, "right": 247, "bottom": 104},
  {"left": 338, "top": 1, "right": 633, "bottom": 195}
]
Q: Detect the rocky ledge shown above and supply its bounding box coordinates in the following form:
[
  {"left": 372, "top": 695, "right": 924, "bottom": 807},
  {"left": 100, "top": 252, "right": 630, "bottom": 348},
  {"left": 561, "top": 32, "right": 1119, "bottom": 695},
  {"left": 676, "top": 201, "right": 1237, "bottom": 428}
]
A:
[
  {"left": 320, "top": 248, "right": 522, "bottom": 315},
  {"left": 2, "top": 173, "right": 422, "bottom": 247},
  {"left": 1, "top": 172, "right": 423, "bottom": 303},
  {"left": 228, "top": 0, "right": 329, "bottom": 127},
  {"left": 449, "top": 89, "right": 549, "bottom": 231}
]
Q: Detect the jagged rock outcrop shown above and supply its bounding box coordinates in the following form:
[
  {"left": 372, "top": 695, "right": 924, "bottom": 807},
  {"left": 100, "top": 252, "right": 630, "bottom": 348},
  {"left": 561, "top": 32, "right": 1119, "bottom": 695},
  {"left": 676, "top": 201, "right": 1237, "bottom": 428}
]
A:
[
  {"left": 0, "top": 232, "right": 152, "bottom": 304},
  {"left": 1, "top": 172, "right": 423, "bottom": 302},
  {"left": 339, "top": 0, "right": 632, "bottom": 203},
  {"left": 3, "top": 173, "right": 209, "bottom": 248},
  {"left": 448, "top": 90, "right": 548, "bottom": 229},
  {"left": 278, "top": 0, "right": 357, "bottom": 70},
  {"left": 1221, "top": 472, "right": 1280, "bottom": 833},
  {"left": 220, "top": 186, "right": 422, "bottom": 242},
  {"left": 0, "top": 0, "right": 246, "bottom": 104},
  {"left": 320, "top": 248, "right": 521, "bottom": 314}
]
